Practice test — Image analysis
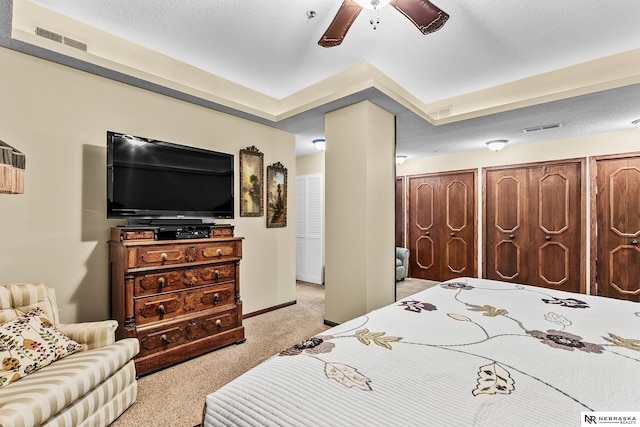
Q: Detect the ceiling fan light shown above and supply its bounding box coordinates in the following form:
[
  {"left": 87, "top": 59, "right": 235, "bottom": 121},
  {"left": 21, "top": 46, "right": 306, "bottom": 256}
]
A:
[
  {"left": 396, "top": 155, "right": 407, "bottom": 164},
  {"left": 486, "top": 140, "right": 507, "bottom": 152},
  {"left": 354, "top": 0, "right": 392, "bottom": 10}
]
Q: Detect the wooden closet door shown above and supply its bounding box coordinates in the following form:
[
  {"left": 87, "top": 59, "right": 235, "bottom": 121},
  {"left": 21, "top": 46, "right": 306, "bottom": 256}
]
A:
[
  {"left": 485, "top": 168, "right": 530, "bottom": 283},
  {"left": 529, "top": 163, "right": 582, "bottom": 292},
  {"left": 407, "top": 171, "right": 476, "bottom": 281},
  {"left": 595, "top": 155, "right": 640, "bottom": 301},
  {"left": 485, "top": 162, "right": 583, "bottom": 293},
  {"left": 395, "top": 177, "right": 405, "bottom": 248}
]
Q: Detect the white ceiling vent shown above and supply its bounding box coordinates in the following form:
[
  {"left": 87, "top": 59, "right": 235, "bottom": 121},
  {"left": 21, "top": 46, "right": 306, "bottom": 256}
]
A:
[
  {"left": 428, "top": 106, "right": 452, "bottom": 119},
  {"left": 522, "top": 123, "right": 562, "bottom": 133},
  {"left": 35, "top": 27, "right": 62, "bottom": 43},
  {"left": 35, "top": 27, "right": 88, "bottom": 52}
]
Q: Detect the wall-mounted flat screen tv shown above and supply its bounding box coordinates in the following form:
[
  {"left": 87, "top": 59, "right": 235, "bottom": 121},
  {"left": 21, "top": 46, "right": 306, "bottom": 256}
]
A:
[{"left": 107, "top": 131, "right": 234, "bottom": 223}]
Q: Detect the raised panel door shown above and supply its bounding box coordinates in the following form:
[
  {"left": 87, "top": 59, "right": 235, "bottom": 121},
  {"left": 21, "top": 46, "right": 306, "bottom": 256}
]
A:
[
  {"left": 596, "top": 155, "right": 640, "bottom": 301},
  {"left": 530, "top": 164, "right": 582, "bottom": 293},
  {"left": 396, "top": 177, "right": 405, "bottom": 248},
  {"left": 441, "top": 174, "right": 476, "bottom": 280},
  {"left": 485, "top": 168, "right": 529, "bottom": 282},
  {"left": 407, "top": 171, "right": 476, "bottom": 281},
  {"left": 408, "top": 175, "right": 439, "bottom": 279},
  {"left": 484, "top": 162, "right": 583, "bottom": 293}
]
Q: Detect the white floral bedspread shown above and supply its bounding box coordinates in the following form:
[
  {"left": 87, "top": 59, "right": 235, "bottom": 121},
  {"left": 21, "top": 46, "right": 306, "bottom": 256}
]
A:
[{"left": 204, "top": 278, "right": 640, "bottom": 426}]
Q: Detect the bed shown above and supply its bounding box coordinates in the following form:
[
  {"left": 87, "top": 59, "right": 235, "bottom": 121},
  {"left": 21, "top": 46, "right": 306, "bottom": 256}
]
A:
[{"left": 203, "top": 277, "right": 640, "bottom": 426}]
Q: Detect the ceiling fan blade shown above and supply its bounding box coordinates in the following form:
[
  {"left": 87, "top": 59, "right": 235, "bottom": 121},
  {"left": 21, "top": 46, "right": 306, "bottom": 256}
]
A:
[
  {"left": 390, "top": 0, "right": 449, "bottom": 35},
  {"left": 318, "top": 0, "right": 362, "bottom": 48}
]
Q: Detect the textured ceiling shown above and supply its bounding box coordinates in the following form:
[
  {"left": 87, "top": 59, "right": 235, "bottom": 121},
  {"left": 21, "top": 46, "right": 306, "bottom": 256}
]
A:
[{"left": 22, "top": 0, "right": 640, "bottom": 157}]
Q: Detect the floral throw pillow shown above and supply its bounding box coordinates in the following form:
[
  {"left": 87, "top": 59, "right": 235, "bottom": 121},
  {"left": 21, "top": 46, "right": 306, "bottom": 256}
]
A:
[{"left": 0, "top": 307, "right": 82, "bottom": 389}]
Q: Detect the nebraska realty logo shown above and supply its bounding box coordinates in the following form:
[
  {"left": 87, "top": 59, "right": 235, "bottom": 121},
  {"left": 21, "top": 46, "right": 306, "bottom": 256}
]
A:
[{"left": 582, "top": 412, "right": 639, "bottom": 426}]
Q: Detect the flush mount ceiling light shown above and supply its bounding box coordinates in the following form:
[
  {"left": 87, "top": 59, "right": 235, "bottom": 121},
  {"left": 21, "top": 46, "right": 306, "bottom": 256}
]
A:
[
  {"left": 632, "top": 119, "right": 640, "bottom": 129},
  {"left": 396, "top": 155, "right": 407, "bottom": 164},
  {"left": 486, "top": 140, "right": 508, "bottom": 152},
  {"left": 312, "top": 138, "right": 326, "bottom": 151}
]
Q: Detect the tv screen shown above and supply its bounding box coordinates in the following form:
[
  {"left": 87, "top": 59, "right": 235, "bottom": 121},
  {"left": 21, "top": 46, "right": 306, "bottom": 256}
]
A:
[{"left": 107, "top": 131, "right": 234, "bottom": 222}]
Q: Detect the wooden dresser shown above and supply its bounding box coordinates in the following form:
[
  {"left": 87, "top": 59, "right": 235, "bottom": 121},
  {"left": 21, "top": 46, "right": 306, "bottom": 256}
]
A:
[{"left": 108, "top": 225, "right": 245, "bottom": 376}]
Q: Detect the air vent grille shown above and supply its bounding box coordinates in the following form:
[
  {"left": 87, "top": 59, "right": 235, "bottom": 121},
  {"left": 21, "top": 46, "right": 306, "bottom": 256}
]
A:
[
  {"left": 523, "top": 123, "right": 562, "bottom": 133},
  {"left": 35, "top": 27, "right": 87, "bottom": 52},
  {"left": 428, "top": 106, "right": 452, "bottom": 119},
  {"left": 35, "top": 27, "right": 62, "bottom": 43},
  {"left": 63, "top": 37, "right": 87, "bottom": 52}
]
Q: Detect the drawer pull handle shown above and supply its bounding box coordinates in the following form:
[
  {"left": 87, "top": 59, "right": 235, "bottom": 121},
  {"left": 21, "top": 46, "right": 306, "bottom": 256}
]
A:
[
  {"left": 158, "top": 277, "right": 166, "bottom": 288},
  {"left": 160, "top": 334, "right": 171, "bottom": 345},
  {"left": 215, "top": 319, "right": 222, "bottom": 328},
  {"left": 509, "top": 234, "right": 515, "bottom": 239},
  {"left": 161, "top": 252, "right": 168, "bottom": 261},
  {"left": 157, "top": 304, "right": 167, "bottom": 315},
  {"left": 632, "top": 239, "right": 639, "bottom": 246},
  {"left": 545, "top": 235, "right": 551, "bottom": 241},
  {"left": 450, "top": 232, "right": 455, "bottom": 237},
  {"left": 213, "top": 293, "right": 220, "bottom": 304},
  {"left": 214, "top": 270, "right": 220, "bottom": 279},
  {"left": 216, "top": 248, "right": 222, "bottom": 256}
]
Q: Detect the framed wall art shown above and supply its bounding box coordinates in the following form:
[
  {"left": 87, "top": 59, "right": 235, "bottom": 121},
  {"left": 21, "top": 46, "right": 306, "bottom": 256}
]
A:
[
  {"left": 266, "top": 162, "right": 287, "bottom": 228},
  {"left": 239, "top": 146, "right": 263, "bottom": 217}
]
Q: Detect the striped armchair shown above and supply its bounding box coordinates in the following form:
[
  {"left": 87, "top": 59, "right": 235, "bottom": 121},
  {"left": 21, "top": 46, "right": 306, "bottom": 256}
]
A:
[{"left": 0, "top": 283, "right": 139, "bottom": 427}]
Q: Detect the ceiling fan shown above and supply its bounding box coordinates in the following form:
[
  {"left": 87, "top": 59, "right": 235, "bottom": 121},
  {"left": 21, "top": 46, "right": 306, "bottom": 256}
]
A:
[{"left": 318, "top": 0, "right": 449, "bottom": 47}]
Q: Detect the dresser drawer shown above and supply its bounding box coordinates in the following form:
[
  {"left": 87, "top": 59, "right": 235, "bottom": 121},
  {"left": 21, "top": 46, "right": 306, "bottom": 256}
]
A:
[
  {"left": 132, "top": 240, "right": 240, "bottom": 268},
  {"left": 137, "top": 306, "right": 239, "bottom": 357},
  {"left": 134, "top": 263, "right": 236, "bottom": 296},
  {"left": 134, "top": 283, "right": 236, "bottom": 326}
]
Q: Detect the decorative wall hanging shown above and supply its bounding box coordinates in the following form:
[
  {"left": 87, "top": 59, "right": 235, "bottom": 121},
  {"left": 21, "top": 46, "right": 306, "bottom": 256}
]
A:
[
  {"left": 266, "top": 162, "right": 287, "bottom": 228},
  {"left": 0, "top": 140, "right": 26, "bottom": 194},
  {"left": 239, "top": 146, "right": 264, "bottom": 217}
]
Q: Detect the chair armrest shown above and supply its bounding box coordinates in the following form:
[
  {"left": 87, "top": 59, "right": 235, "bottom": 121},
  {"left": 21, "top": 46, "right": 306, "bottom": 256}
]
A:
[
  {"left": 396, "top": 247, "right": 410, "bottom": 267},
  {"left": 57, "top": 320, "right": 118, "bottom": 351}
]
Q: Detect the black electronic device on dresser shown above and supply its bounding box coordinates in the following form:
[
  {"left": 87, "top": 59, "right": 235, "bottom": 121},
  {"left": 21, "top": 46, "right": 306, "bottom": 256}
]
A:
[
  {"left": 106, "top": 131, "right": 234, "bottom": 223},
  {"left": 155, "top": 224, "right": 211, "bottom": 240}
]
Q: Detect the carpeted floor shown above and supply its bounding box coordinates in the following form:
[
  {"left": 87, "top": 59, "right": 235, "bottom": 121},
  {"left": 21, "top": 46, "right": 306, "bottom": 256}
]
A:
[
  {"left": 396, "top": 277, "right": 440, "bottom": 300},
  {"left": 111, "top": 278, "right": 437, "bottom": 427}
]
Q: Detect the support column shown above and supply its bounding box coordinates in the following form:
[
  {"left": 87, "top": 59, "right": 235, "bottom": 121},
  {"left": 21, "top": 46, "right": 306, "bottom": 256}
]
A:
[{"left": 324, "top": 101, "right": 396, "bottom": 324}]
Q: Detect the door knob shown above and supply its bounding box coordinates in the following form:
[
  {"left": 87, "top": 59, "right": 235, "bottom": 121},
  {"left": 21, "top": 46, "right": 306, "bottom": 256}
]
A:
[
  {"left": 424, "top": 231, "right": 430, "bottom": 235},
  {"left": 450, "top": 232, "right": 455, "bottom": 237},
  {"left": 545, "top": 235, "right": 551, "bottom": 241},
  {"left": 509, "top": 234, "right": 515, "bottom": 239},
  {"left": 632, "top": 239, "right": 638, "bottom": 246}
]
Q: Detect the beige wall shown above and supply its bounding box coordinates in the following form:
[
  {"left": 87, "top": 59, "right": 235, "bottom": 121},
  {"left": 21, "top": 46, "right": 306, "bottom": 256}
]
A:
[
  {"left": 296, "top": 152, "right": 325, "bottom": 176},
  {"left": 397, "top": 129, "right": 640, "bottom": 175},
  {"left": 324, "top": 101, "right": 395, "bottom": 324},
  {"left": 0, "top": 46, "right": 296, "bottom": 323}
]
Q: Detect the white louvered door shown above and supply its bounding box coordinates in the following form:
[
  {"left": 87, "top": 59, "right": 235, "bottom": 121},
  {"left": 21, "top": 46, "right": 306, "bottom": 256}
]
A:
[{"left": 296, "top": 174, "right": 323, "bottom": 284}]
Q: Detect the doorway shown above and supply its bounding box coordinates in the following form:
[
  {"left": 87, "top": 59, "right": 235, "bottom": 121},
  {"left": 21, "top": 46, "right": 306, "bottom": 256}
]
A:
[{"left": 296, "top": 174, "right": 323, "bottom": 284}]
